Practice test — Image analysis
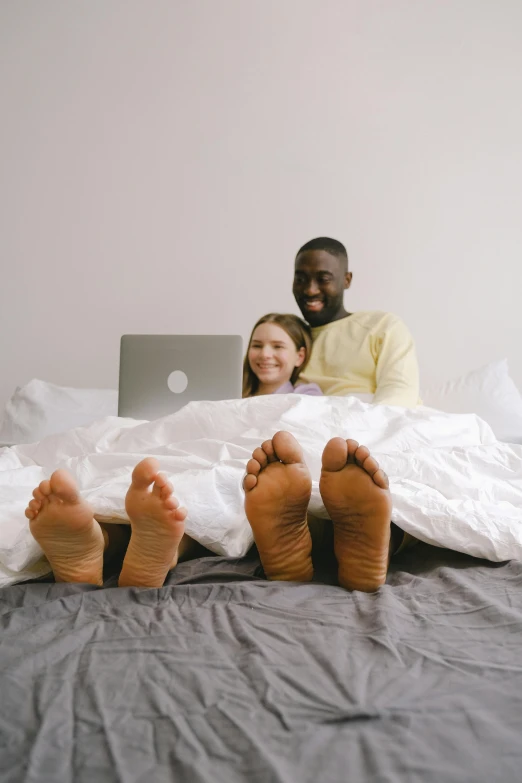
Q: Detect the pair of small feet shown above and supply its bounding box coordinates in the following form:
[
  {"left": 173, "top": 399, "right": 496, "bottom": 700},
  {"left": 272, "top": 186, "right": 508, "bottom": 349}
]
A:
[
  {"left": 244, "top": 432, "right": 392, "bottom": 592},
  {"left": 25, "top": 460, "right": 187, "bottom": 588}
]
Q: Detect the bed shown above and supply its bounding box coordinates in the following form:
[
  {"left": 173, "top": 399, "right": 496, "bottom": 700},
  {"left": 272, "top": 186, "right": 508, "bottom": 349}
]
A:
[
  {"left": 2, "top": 543, "right": 522, "bottom": 782},
  {"left": 1, "top": 365, "right": 522, "bottom": 782}
]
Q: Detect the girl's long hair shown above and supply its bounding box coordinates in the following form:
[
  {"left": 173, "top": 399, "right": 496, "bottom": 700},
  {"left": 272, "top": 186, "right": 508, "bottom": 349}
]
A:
[{"left": 242, "top": 313, "right": 313, "bottom": 398}]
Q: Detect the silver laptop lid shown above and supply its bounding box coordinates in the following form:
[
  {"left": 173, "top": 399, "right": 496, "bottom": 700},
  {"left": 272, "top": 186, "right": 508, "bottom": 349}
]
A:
[{"left": 118, "top": 334, "right": 243, "bottom": 420}]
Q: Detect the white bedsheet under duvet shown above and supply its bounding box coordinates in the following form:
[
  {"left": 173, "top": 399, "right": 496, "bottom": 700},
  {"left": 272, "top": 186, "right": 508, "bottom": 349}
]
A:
[{"left": 1, "top": 394, "right": 522, "bottom": 587}]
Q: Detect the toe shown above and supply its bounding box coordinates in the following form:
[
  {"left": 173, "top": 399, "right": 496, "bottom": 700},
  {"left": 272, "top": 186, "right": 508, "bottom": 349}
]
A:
[
  {"left": 131, "top": 457, "right": 160, "bottom": 490},
  {"left": 354, "top": 445, "right": 370, "bottom": 466},
  {"left": 373, "top": 468, "right": 389, "bottom": 489},
  {"left": 49, "top": 469, "right": 81, "bottom": 503},
  {"left": 25, "top": 507, "right": 35, "bottom": 520},
  {"left": 163, "top": 495, "right": 179, "bottom": 510},
  {"left": 361, "top": 454, "right": 380, "bottom": 476},
  {"left": 28, "top": 499, "right": 41, "bottom": 513},
  {"left": 152, "top": 473, "right": 172, "bottom": 500},
  {"left": 160, "top": 481, "right": 174, "bottom": 500},
  {"left": 32, "top": 488, "right": 44, "bottom": 502},
  {"left": 243, "top": 473, "right": 258, "bottom": 491},
  {"left": 322, "top": 437, "right": 349, "bottom": 472},
  {"left": 175, "top": 506, "right": 188, "bottom": 521},
  {"left": 244, "top": 460, "right": 260, "bottom": 491},
  {"left": 152, "top": 473, "right": 168, "bottom": 494},
  {"left": 272, "top": 431, "right": 304, "bottom": 465},
  {"left": 261, "top": 439, "right": 277, "bottom": 463},
  {"left": 39, "top": 480, "right": 51, "bottom": 497},
  {"left": 246, "top": 458, "right": 261, "bottom": 477},
  {"left": 252, "top": 447, "right": 268, "bottom": 469},
  {"left": 345, "top": 439, "right": 359, "bottom": 461}
]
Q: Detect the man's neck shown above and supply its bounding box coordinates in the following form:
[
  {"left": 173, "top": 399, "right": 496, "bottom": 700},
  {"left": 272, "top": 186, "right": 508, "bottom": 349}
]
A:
[{"left": 321, "top": 310, "right": 352, "bottom": 327}]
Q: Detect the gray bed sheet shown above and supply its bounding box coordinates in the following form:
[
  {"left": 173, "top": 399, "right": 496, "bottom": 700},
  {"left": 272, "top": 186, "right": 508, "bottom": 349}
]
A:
[{"left": 1, "top": 544, "right": 522, "bottom": 783}]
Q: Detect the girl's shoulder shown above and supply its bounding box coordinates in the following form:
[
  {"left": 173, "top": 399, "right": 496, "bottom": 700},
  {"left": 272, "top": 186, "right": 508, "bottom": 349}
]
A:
[{"left": 293, "top": 382, "right": 323, "bottom": 396}]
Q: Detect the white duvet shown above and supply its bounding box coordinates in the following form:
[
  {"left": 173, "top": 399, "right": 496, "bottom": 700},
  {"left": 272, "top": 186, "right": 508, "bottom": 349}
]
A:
[{"left": 1, "top": 394, "right": 522, "bottom": 587}]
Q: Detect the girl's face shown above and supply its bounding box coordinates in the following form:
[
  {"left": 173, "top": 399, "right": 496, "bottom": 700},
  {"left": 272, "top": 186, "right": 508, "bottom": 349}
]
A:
[{"left": 248, "top": 323, "right": 305, "bottom": 390}]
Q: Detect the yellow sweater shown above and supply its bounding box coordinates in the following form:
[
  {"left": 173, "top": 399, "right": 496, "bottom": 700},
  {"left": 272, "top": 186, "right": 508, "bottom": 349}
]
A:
[{"left": 299, "top": 311, "right": 420, "bottom": 408}]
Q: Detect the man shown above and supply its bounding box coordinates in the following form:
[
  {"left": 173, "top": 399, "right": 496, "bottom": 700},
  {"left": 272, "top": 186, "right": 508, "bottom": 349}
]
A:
[
  {"left": 292, "top": 237, "right": 419, "bottom": 407},
  {"left": 243, "top": 239, "right": 418, "bottom": 594}
]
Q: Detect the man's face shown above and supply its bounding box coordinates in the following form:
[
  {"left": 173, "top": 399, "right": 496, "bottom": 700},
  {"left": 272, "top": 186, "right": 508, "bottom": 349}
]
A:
[{"left": 292, "top": 250, "right": 352, "bottom": 327}]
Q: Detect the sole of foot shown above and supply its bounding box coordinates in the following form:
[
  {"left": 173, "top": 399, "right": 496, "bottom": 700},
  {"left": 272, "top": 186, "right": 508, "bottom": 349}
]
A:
[
  {"left": 244, "top": 430, "right": 313, "bottom": 582},
  {"left": 319, "top": 438, "right": 392, "bottom": 593},
  {"left": 26, "top": 470, "right": 106, "bottom": 585},
  {"left": 118, "top": 457, "right": 187, "bottom": 588}
]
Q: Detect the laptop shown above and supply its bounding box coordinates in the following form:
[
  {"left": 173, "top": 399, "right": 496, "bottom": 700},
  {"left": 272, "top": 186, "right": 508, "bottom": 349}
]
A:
[{"left": 118, "top": 334, "right": 243, "bottom": 419}]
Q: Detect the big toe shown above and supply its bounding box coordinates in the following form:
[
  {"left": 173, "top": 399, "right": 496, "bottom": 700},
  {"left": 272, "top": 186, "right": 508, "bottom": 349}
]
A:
[
  {"left": 272, "top": 431, "right": 304, "bottom": 464},
  {"left": 49, "top": 470, "right": 81, "bottom": 503},
  {"left": 131, "top": 457, "right": 160, "bottom": 490},
  {"left": 322, "top": 437, "right": 348, "bottom": 472}
]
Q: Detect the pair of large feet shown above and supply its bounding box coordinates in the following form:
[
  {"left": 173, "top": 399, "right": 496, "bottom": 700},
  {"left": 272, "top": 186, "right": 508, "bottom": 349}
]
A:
[
  {"left": 25, "top": 460, "right": 187, "bottom": 588},
  {"left": 244, "top": 432, "right": 392, "bottom": 592}
]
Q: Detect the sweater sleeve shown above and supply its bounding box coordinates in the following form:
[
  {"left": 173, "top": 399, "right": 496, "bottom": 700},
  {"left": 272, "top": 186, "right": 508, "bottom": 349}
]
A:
[{"left": 371, "top": 317, "right": 420, "bottom": 407}]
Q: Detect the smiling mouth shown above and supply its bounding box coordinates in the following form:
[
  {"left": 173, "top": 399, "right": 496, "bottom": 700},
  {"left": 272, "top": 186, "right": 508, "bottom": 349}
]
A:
[{"left": 303, "top": 299, "right": 324, "bottom": 311}]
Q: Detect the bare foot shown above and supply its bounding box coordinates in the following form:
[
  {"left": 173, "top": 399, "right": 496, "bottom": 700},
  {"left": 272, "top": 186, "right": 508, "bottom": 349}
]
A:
[
  {"left": 244, "top": 431, "right": 313, "bottom": 582},
  {"left": 320, "top": 438, "right": 392, "bottom": 593},
  {"left": 118, "top": 458, "right": 187, "bottom": 588},
  {"left": 25, "top": 470, "right": 106, "bottom": 585}
]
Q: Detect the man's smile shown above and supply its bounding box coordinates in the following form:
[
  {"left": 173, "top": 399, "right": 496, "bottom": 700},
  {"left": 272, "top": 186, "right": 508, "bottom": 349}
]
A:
[{"left": 302, "top": 298, "right": 325, "bottom": 312}]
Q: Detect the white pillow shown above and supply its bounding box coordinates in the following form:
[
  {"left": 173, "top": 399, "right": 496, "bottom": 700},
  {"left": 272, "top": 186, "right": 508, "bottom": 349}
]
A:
[
  {"left": 0, "top": 379, "right": 118, "bottom": 446},
  {"left": 422, "top": 359, "right": 522, "bottom": 443}
]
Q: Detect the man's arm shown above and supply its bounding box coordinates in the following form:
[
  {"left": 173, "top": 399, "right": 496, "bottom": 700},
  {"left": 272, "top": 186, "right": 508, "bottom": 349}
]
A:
[{"left": 371, "top": 316, "right": 420, "bottom": 407}]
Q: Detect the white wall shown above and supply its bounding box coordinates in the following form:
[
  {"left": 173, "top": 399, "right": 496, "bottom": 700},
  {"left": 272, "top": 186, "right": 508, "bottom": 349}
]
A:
[{"left": 1, "top": 0, "right": 521, "bottom": 409}]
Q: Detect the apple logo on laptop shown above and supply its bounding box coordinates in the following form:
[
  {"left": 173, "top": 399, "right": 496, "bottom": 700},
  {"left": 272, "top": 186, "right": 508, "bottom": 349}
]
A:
[{"left": 167, "top": 370, "right": 188, "bottom": 394}]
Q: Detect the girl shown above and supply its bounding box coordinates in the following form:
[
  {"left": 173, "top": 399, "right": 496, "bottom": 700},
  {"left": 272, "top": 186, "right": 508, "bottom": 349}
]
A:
[{"left": 243, "top": 313, "right": 322, "bottom": 397}]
